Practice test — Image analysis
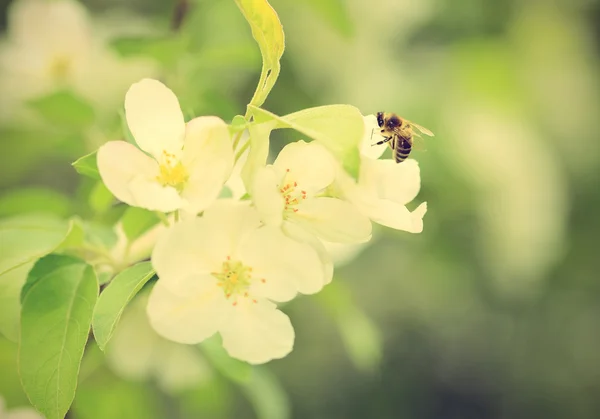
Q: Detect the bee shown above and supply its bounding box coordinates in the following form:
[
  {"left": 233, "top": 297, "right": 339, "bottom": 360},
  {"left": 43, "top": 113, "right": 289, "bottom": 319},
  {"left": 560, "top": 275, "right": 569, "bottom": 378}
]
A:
[{"left": 373, "top": 112, "right": 434, "bottom": 163}]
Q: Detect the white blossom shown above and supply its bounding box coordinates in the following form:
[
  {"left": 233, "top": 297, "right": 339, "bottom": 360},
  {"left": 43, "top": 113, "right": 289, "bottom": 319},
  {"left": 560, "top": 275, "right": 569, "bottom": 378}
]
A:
[
  {"left": 147, "top": 200, "right": 328, "bottom": 364},
  {"left": 97, "top": 79, "right": 234, "bottom": 214},
  {"left": 0, "top": 0, "right": 155, "bottom": 122},
  {"left": 338, "top": 115, "right": 427, "bottom": 233},
  {"left": 252, "top": 140, "right": 372, "bottom": 243}
]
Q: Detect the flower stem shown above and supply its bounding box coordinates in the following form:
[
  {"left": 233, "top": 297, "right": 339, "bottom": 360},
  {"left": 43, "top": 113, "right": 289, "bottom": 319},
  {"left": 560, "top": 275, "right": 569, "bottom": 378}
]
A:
[
  {"left": 235, "top": 139, "right": 250, "bottom": 162},
  {"left": 232, "top": 130, "right": 243, "bottom": 151}
]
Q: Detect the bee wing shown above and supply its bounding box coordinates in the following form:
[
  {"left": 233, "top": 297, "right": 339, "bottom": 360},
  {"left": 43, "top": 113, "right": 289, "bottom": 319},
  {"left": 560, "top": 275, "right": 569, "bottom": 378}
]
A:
[
  {"left": 412, "top": 135, "right": 427, "bottom": 152},
  {"left": 410, "top": 122, "right": 434, "bottom": 137}
]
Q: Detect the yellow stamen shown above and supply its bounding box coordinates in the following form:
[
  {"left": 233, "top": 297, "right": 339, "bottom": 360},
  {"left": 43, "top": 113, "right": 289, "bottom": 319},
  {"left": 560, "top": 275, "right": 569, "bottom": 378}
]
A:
[
  {"left": 48, "top": 55, "right": 71, "bottom": 81},
  {"left": 155, "top": 150, "right": 189, "bottom": 192},
  {"left": 211, "top": 258, "right": 264, "bottom": 307}
]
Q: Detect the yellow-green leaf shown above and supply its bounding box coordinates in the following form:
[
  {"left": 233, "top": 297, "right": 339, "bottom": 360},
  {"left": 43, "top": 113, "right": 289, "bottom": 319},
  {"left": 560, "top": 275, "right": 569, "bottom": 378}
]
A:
[
  {"left": 0, "top": 215, "right": 80, "bottom": 342},
  {"left": 72, "top": 151, "right": 100, "bottom": 180},
  {"left": 0, "top": 262, "right": 32, "bottom": 342},
  {"left": 92, "top": 262, "right": 155, "bottom": 351},
  {"left": 234, "top": 0, "right": 285, "bottom": 109},
  {"left": 0, "top": 214, "right": 70, "bottom": 278},
  {"left": 247, "top": 105, "right": 364, "bottom": 179},
  {"left": 0, "top": 188, "right": 71, "bottom": 218},
  {"left": 28, "top": 90, "right": 96, "bottom": 129},
  {"left": 120, "top": 208, "right": 160, "bottom": 242}
]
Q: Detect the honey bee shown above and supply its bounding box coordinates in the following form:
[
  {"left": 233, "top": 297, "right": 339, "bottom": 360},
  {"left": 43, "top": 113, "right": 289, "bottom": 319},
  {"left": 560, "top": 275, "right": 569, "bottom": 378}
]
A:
[{"left": 373, "top": 112, "right": 434, "bottom": 163}]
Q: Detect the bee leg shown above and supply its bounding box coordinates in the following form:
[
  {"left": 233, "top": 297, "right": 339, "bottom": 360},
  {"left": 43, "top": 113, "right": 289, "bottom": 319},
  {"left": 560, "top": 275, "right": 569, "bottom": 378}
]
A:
[{"left": 372, "top": 136, "right": 392, "bottom": 146}]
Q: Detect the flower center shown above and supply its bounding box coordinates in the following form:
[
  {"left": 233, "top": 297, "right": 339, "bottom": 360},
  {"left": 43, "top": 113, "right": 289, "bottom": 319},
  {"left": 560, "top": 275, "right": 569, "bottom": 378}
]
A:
[
  {"left": 279, "top": 169, "right": 307, "bottom": 215},
  {"left": 211, "top": 257, "right": 267, "bottom": 306},
  {"left": 156, "top": 150, "right": 189, "bottom": 192},
  {"left": 48, "top": 55, "right": 72, "bottom": 81}
]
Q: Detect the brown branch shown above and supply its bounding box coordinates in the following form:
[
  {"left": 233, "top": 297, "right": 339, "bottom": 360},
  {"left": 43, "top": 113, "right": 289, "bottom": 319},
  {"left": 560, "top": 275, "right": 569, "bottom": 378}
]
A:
[{"left": 171, "top": 0, "right": 191, "bottom": 31}]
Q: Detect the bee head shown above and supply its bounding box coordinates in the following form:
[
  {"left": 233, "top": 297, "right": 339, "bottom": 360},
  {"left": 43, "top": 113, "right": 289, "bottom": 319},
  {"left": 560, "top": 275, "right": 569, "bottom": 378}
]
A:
[
  {"left": 386, "top": 114, "right": 402, "bottom": 130},
  {"left": 376, "top": 112, "right": 385, "bottom": 128}
]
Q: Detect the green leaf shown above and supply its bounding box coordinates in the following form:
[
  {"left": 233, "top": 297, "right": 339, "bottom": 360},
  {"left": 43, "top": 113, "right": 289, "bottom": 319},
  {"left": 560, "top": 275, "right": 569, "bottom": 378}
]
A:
[
  {"left": 247, "top": 105, "right": 364, "bottom": 179},
  {"left": 20, "top": 253, "right": 78, "bottom": 301},
  {"left": 240, "top": 368, "right": 290, "bottom": 419},
  {"left": 28, "top": 90, "right": 95, "bottom": 129},
  {"left": 119, "top": 110, "right": 137, "bottom": 146},
  {"left": 0, "top": 214, "right": 70, "bottom": 278},
  {"left": 234, "top": 0, "right": 285, "bottom": 109},
  {"left": 92, "top": 262, "right": 155, "bottom": 351},
  {"left": 0, "top": 215, "right": 77, "bottom": 342},
  {"left": 55, "top": 217, "right": 86, "bottom": 252},
  {"left": 0, "top": 188, "right": 71, "bottom": 218},
  {"left": 89, "top": 181, "right": 114, "bottom": 214},
  {"left": 200, "top": 335, "right": 252, "bottom": 383},
  {"left": 19, "top": 254, "right": 98, "bottom": 419},
  {"left": 72, "top": 151, "right": 100, "bottom": 180},
  {"left": 0, "top": 263, "right": 33, "bottom": 342},
  {"left": 121, "top": 208, "right": 161, "bottom": 242},
  {"left": 84, "top": 222, "right": 119, "bottom": 250},
  {"left": 0, "top": 337, "right": 30, "bottom": 406}
]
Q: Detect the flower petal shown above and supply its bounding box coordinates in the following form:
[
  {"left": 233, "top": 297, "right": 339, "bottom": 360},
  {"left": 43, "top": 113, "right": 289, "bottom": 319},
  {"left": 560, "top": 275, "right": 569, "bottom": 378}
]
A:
[
  {"left": 147, "top": 277, "right": 227, "bottom": 344},
  {"left": 238, "top": 226, "right": 324, "bottom": 300},
  {"left": 252, "top": 166, "right": 285, "bottom": 227},
  {"left": 219, "top": 299, "right": 294, "bottom": 364},
  {"left": 152, "top": 217, "right": 227, "bottom": 290},
  {"left": 292, "top": 197, "right": 372, "bottom": 243},
  {"left": 125, "top": 78, "right": 185, "bottom": 158},
  {"left": 128, "top": 177, "right": 185, "bottom": 212},
  {"left": 272, "top": 141, "right": 335, "bottom": 194},
  {"left": 360, "top": 114, "right": 388, "bottom": 160},
  {"left": 370, "top": 200, "right": 427, "bottom": 233},
  {"left": 361, "top": 158, "right": 421, "bottom": 205},
  {"left": 179, "top": 116, "right": 234, "bottom": 215},
  {"left": 202, "top": 200, "right": 263, "bottom": 257},
  {"left": 282, "top": 222, "right": 333, "bottom": 288},
  {"left": 98, "top": 141, "right": 183, "bottom": 212}
]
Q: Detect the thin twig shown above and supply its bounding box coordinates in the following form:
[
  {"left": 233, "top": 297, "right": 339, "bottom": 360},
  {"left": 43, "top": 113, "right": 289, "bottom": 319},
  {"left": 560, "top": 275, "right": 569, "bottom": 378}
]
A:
[{"left": 171, "top": 0, "right": 190, "bottom": 31}]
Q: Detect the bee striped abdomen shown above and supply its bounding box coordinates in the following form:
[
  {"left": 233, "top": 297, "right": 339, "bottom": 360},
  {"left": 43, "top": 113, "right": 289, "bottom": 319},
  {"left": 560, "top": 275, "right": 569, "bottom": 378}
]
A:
[{"left": 394, "top": 137, "right": 412, "bottom": 163}]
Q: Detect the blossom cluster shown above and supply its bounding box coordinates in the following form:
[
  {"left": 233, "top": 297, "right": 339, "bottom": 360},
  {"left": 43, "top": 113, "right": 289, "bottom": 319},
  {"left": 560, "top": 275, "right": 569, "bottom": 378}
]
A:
[{"left": 98, "top": 78, "right": 427, "bottom": 364}]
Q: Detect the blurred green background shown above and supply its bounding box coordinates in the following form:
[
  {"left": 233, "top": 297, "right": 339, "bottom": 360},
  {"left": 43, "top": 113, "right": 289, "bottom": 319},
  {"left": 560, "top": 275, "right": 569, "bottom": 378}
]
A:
[{"left": 1, "top": 0, "right": 600, "bottom": 418}]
